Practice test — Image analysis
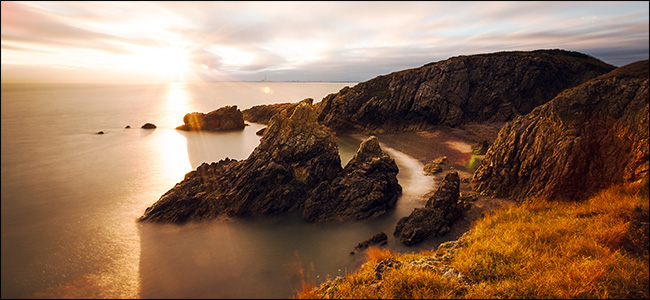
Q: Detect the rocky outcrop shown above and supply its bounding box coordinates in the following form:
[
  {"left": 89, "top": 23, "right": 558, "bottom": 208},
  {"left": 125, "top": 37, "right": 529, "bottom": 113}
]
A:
[
  {"left": 351, "top": 232, "right": 388, "bottom": 255},
  {"left": 176, "top": 105, "right": 245, "bottom": 131},
  {"left": 394, "top": 172, "right": 470, "bottom": 245},
  {"left": 302, "top": 136, "right": 401, "bottom": 222},
  {"left": 242, "top": 99, "right": 311, "bottom": 124},
  {"left": 473, "top": 60, "right": 649, "bottom": 201},
  {"left": 315, "top": 50, "right": 615, "bottom": 133},
  {"left": 138, "top": 101, "right": 401, "bottom": 223},
  {"left": 141, "top": 123, "right": 157, "bottom": 129}
]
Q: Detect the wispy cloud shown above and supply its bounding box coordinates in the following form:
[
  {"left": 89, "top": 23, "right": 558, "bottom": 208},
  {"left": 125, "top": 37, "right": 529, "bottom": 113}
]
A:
[{"left": 1, "top": 1, "right": 648, "bottom": 82}]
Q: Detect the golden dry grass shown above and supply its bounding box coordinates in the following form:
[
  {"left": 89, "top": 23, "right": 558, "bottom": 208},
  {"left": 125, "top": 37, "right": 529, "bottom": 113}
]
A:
[{"left": 295, "top": 179, "right": 649, "bottom": 299}]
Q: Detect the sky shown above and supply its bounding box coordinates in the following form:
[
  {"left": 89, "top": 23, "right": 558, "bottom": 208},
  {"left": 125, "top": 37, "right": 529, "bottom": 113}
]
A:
[{"left": 1, "top": 1, "right": 648, "bottom": 83}]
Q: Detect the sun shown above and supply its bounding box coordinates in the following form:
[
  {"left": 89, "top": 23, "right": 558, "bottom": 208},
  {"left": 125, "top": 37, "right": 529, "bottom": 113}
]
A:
[{"left": 132, "top": 44, "right": 191, "bottom": 77}]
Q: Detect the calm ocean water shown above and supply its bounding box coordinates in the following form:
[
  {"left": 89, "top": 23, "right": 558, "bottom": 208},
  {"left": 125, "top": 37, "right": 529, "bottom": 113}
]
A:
[{"left": 1, "top": 81, "right": 434, "bottom": 299}]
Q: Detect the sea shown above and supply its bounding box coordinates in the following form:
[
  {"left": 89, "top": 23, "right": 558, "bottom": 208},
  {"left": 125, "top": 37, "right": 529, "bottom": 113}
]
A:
[{"left": 1, "top": 81, "right": 436, "bottom": 299}]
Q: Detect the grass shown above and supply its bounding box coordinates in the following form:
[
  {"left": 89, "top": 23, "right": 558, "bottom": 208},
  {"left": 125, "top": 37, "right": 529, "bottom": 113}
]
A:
[{"left": 295, "top": 178, "right": 649, "bottom": 299}]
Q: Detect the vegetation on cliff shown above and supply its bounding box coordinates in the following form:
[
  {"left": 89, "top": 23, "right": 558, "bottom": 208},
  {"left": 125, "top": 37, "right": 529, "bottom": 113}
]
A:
[{"left": 296, "top": 179, "right": 649, "bottom": 299}]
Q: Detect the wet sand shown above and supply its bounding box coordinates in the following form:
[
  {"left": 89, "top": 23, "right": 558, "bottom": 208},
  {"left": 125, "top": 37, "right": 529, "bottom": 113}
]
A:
[{"left": 362, "top": 122, "right": 516, "bottom": 248}]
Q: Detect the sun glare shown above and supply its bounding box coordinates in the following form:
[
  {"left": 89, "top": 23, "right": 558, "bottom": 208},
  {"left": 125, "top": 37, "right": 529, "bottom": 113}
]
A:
[{"left": 131, "top": 44, "right": 191, "bottom": 78}]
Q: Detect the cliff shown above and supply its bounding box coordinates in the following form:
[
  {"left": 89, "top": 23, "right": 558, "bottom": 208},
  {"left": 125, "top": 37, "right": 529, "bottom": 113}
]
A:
[
  {"left": 138, "top": 100, "right": 401, "bottom": 223},
  {"left": 473, "top": 60, "right": 649, "bottom": 201},
  {"left": 315, "top": 49, "right": 615, "bottom": 133}
]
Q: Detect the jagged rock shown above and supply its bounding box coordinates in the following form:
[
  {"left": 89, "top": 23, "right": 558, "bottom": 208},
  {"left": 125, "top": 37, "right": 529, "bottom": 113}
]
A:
[
  {"left": 351, "top": 232, "right": 388, "bottom": 254},
  {"left": 302, "top": 136, "right": 401, "bottom": 222},
  {"left": 315, "top": 49, "right": 614, "bottom": 133},
  {"left": 471, "top": 140, "right": 489, "bottom": 155},
  {"left": 139, "top": 101, "right": 401, "bottom": 224},
  {"left": 394, "top": 172, "right": 469, "bottom": 245},
  {"left": 176, "top": 105, "right": 245, "bottom": 131},
  {"left": 141, "top": 123, "right": 157, "bottom": 129},
  {"left": 242, "top": 99, "right": 312, "bottom": 124},
  {"left": 423, "top": 163, "right": 443, "bottom": 175},
  {"left": 473, "top": 60, "right": 649, "bottom": 201}
]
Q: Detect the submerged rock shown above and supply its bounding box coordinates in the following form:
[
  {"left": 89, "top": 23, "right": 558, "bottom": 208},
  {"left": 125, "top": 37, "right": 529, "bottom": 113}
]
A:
[
  {"left": 394, "top": 172, "right": 469, "bottom": 245},
  {"left": 351, "top": 232, "right": 388, "bottom": 255},
  {"left": 473, "top": 60, "right": 649, "bottom": 201},
  {"left": 176, "top": 105, "right": 245, "bottom": 131}
]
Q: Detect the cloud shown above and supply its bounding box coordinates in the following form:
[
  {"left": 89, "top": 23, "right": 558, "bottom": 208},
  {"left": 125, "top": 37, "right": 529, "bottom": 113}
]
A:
[{"left": 1, "top": 1, "right": 648, "bottom": 83}]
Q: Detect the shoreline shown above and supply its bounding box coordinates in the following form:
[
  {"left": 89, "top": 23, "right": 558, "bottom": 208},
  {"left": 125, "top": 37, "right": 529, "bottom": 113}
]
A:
[{"left": 347, "top": 123, "right": 516, "bottom": 250}]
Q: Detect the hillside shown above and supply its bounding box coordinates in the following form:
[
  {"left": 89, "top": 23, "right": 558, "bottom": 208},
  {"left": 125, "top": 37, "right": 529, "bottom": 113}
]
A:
[{"left": 296, "top": 180, "right": 649, "bottom": 299}]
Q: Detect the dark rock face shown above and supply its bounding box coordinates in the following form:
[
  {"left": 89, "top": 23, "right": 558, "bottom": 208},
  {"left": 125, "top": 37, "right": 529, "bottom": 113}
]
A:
[
  {"left": 394, "top": 172, "right": 469, "bottom": 245},
  {"left": 242, "top": 99, "right": 312, "bottom": 124},
  {"left": 141, "top": 123, "right": 157, "bottom": 129},
  {"left": 302, "top": 136, "right": 401, "bottom": 222},
  {"left": 138, "top": 101, "right": 401, "bottom": 224},
  {"left": 315, "top": 50, "right": 615, "bottom": 133},
  {"left": 176, "top": 105, "right": 245, "bottom": 131},
  {"left": 473, "top": 60, "right": 649, "bottom": 201}
]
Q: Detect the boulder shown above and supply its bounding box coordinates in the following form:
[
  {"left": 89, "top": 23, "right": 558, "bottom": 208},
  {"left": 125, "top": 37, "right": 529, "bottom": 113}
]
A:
[
  {"left": 302, "top": 136, "right": 401, "bottom": 222},
  {"left": 423, "top": 163, "right": 442, "bottom": 175},
  {"left": 141, "top": 123, "right": 157, "bottom": 129},
  {"left": 473, "top": 60, "right": 649, "bottom": 201},
  {"left": 394, "top": 172, "right": 469, "bottom": 245},
  {"left": 176, "top": 105, "right": 245, "bottom": 131}
]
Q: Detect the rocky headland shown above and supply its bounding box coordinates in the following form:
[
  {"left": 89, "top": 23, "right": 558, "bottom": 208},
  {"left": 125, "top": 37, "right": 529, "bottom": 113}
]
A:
[
  {"left": 138, "top": 100, "right": 401, "bottom": 223},
  {"left": 176, "top": 105, "right": 246, "bottom": 131},
  {"left": 315, "top": 49, "right": 615, "bottom": 133},
  {"left": 473, "top": 59, "right": 649, "bottom": 201}
]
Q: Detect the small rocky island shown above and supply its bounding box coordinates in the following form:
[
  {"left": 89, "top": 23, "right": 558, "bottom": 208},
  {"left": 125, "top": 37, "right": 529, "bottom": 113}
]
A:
[
  {"left": 138, "top": 100, "right": 401, "bottom": 223},
  {"left": 176, "top": 105, "right": 246, "bottom": 131}
]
